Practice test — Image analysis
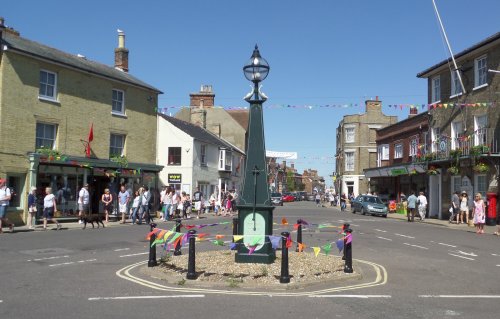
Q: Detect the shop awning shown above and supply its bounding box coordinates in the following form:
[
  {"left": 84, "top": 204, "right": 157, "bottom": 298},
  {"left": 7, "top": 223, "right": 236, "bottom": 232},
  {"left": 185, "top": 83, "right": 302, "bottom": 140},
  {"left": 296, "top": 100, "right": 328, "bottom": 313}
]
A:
[{"left": 364, "top": 163, "right": 426, "bottom": 178}]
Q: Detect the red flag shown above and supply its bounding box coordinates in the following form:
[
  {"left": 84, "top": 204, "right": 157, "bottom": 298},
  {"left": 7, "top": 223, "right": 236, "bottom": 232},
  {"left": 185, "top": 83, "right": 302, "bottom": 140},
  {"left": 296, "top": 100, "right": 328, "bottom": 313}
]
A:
[
  {"left": 85, "top": 123, "right": 94, "bottom": 158},
  {"left": 88, "top": 123, "right": 94, "bottom": 143}
]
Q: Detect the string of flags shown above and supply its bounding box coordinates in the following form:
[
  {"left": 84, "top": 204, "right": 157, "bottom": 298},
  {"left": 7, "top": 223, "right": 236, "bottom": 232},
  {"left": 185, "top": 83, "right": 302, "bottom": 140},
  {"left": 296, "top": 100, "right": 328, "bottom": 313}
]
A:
[
  {"left": 155, "top": 102, "right": 495, "bottom": 113},
  {"left": 146, "top": 218, "right": 351, "bottom": 257}
]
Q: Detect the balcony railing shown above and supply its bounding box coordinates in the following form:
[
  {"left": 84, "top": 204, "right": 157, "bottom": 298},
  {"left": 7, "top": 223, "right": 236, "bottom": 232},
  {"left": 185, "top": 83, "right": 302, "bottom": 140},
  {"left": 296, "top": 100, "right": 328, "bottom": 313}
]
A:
[{"left": 412, "top": 128, "right": 498, "bottom": 162}]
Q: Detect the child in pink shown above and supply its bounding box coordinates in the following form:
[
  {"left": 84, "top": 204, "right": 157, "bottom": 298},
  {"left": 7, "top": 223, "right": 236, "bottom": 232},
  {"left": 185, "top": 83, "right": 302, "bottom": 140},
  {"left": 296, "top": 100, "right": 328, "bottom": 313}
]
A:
[{"left": 473, "top": 193, "right": 486, "bottom": 234}]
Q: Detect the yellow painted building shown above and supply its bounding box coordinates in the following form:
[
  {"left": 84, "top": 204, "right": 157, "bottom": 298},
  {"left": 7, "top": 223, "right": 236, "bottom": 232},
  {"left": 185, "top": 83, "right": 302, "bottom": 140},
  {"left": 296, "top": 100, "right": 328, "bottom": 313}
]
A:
[{"left": 0, "top": 20, "right": 162, "bottom": 224}]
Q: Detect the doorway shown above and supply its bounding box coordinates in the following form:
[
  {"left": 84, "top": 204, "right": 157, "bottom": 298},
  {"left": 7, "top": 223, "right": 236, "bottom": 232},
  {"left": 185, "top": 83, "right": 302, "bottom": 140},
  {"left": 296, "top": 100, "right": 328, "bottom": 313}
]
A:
[{"left": 428, "top": 172, "right": 441, "bottom": 218}]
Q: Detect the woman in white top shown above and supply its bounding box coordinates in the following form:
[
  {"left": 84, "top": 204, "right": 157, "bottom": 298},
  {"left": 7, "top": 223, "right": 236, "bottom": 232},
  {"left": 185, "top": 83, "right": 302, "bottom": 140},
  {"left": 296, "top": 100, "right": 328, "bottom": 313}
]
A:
[
  {"left": 43, "top": 187, "right": 61, "bottom": 230},
  {"left": 131, "top": 190, "right": 142, "bottom": 225},
  {"left": 459, "top": 192, "right": 469, "bottom": 225}
]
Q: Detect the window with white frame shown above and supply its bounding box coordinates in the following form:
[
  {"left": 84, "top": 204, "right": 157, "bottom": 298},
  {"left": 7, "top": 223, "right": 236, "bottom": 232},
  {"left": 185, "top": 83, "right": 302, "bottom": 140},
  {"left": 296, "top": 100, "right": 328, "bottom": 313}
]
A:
[
  {"left": 345, "top": 152, "right": 354, "bottom": 171},
  {"left": 431, "top": 127, "right": 440, "bottom": 152},
  {"left": 451, "top": 121, "right": 463, "bottom": 150},
  {"left": 39, "top": 70, "right": 57, "bottom": 100},
  {"left": 475, "top": 174, "right": 487, "bottom": 199},
  {"left": 394, "top": 143, "right": 403, "bottom": 159},
  {"left": 218, "top": 149, "right": 232, "bottom": 171},
  {"left": 474, "top": 115, "right": 488, "bottom": 146},
  {"left": 431, "top": 76, "right": 440, "bottom": 103},
  {"left": 109, "top": 134, "right": 125, "bottom": 157},
  {"left": 422, "top": 132, "right": 429, "bottom": 154},
  {"left": 450, "top": 70, "right": 462, "bottom": 96},
  {"left": 36, "top": 123, "right": 57, "bottom": 149},
  {"left": 112, "top": 89, "right": 125, "bottom": 114},
  {"left": 345, "top": 127, "right": 355, "bottom": 143},
  {"left": 409, "top": 137, "right": 418, "bottom": 157},
  {"left": 200, "top": 144, "right": 207, "bottom": 166},
  {"left": 377, "top": 145, "right": 389, "bottom": 164},
  {"left": 474, "top": 55, "right": 487, "bottom": 88}
]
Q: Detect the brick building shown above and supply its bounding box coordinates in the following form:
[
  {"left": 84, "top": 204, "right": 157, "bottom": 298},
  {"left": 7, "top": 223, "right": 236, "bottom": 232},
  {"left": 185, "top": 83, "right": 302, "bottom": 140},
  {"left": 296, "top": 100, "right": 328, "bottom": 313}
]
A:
[
  {"left": 0, "top": 19, "right": 162, "bottom": 224},
  {"left": 302, "top": 169, "right": 324, "bottom": 195},
  {"left": 364, "top": 108, "right": 429, "bottom": 201},
  {"left": 417, "top": 32, "right": 500, "bottom": 220},
  {"left": 335, "top": 99, "right": 397, "bottom": 197}
]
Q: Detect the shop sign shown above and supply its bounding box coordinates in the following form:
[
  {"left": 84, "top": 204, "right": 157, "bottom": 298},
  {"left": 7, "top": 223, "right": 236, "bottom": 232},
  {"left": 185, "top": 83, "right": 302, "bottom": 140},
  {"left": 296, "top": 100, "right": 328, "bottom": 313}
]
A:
[
  {"left": 168, "top": 174, "right": 182, "bottom": 184},
  {"left": 391, "top": 168, "right": 408, "bottom": 176}
]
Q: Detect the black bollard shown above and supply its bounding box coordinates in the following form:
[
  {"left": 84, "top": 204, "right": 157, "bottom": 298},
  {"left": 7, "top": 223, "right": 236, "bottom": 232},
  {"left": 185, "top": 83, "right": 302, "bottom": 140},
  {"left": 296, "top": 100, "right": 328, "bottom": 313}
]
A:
[
  {"left": 186, "top": 230, "right": 197, "bottom": 280},
  {"left": 174, "top": 218, "right": 182, "bottom": 256},
  {"left": 280, "top": 231, "right": 290, "bottom": 283},
  {"left": 148, "top": 232, "right": 158, "bottom": 267},
  {"left": 344, "top": 228, "right": 353, "bottom": 273},
  {"left": 342, "top": 223, "right": 349, "bottom": 260},
  {"left": 232, "top": 217, "right": 239, "bottom": 243},
  {"left": 295, "top": 220, "right": 302, "bottom": 252},
  {"left": 150, "top": 223, "right": 157, "bottom": 232}
]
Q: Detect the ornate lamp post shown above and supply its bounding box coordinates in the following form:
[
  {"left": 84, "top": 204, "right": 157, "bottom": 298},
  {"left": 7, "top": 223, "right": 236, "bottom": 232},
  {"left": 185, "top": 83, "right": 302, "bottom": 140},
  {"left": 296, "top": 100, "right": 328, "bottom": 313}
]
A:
[{"left": 235, "top": 45, "right": 275, "bottom": 263}]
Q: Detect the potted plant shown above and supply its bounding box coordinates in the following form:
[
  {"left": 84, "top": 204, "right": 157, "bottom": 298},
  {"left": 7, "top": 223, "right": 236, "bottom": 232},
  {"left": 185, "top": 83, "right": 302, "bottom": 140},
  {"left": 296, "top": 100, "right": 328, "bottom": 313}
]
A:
[
  {"left": 449, "top": 149, "right": 462, "bottom": 159},
  {"left": 447, "top": 166, "right": 460, "bottom": 175},
  {"left": 470, "top": 145, "right": 489, "bottom": 157},
  {"left": 110, "top": 154, "right": 129, "bottom": 168},
  {"left": 473, "top": 162, "right": 489, "bottom": 173}
]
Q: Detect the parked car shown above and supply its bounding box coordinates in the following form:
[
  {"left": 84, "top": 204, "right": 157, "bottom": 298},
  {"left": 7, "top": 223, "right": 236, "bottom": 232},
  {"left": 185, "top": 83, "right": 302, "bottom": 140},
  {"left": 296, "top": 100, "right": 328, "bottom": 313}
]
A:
[
  {"left": 351, "top": 195, "right": 388, "bottom": 217},
  {"left": 307, "top": 194, "right": 315, "bottom": 201},
  {"left": 282, "top": 193, "right": 295, "bottom": 202},
  {"left": 271, "top": 192, "right": 283, "bottom": 206},
  {"left": 299, "top": 191, "right": 308, "bottom": 201},
  {"left": 292, "top": 192, "right": 301, "bottom": 201}
]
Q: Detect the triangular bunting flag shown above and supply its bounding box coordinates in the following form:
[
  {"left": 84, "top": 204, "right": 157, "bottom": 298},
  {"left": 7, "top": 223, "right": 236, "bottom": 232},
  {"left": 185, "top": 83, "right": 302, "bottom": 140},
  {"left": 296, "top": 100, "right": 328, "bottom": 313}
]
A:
[
  {"left": 286, "top": 235, "right": 293, "bottom": 249},
  {"left": 281, "top": 218, "right": 288, "bottom": 225},
  {"left": 313, "top": 246, "right": 321, "bottom": 257},
  {"left": 336, "top": 239, "right": 344, "bottom": 253},
  {"left": 248, "top": 246, "right": 257, "bottom": 255},
  {"left": 298, "top": 243, "right": 306, "bottom": 253},
  {"left": 322, "top": 243, "right": 332, "bottom": 256},
  {"left": 233, "top": 235, "right": 244, "bottom": 242},
  {"left": 269, "top": 236, "right": 281, "bottom": 249}
]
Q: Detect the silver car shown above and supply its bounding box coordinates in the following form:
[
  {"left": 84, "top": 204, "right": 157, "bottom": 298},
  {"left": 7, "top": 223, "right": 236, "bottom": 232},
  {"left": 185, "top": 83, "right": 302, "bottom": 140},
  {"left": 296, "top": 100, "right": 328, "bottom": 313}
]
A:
[
  {"left": 351, "top": 195, "right": 388, "bottom": 217},
  {"left": 271, "top": 192, "right": 283, "bottom": 206}
]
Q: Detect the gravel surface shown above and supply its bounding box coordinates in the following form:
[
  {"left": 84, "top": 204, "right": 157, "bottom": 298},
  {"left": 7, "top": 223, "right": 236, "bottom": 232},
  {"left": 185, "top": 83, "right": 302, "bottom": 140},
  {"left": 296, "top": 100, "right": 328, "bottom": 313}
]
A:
[{"left": 142, "top": 250, "right": 357, "bottom": 288}]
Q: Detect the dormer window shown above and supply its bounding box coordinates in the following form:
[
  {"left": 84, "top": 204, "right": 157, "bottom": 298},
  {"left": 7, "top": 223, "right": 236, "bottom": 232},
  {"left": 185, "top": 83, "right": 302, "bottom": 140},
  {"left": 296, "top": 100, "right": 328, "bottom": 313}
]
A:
[{"left": 218, "top": 149, "right": 232, "bottom": 171}]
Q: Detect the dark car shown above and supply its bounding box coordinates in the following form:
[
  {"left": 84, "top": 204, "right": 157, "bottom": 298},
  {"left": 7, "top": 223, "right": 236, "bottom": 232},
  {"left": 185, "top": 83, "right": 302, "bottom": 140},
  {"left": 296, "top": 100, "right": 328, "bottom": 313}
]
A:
[
  {"left": 271, "top": 192, "right": 283, "bottom": 206},
  {"left": 299, "top": 191, "right": 308, "bottom": 201},
  {"left": 351, "top": 195, "right": 388, "bottom": 217},
  {"left": 292, "top": 192, "right": 301, "bottom": 201}
]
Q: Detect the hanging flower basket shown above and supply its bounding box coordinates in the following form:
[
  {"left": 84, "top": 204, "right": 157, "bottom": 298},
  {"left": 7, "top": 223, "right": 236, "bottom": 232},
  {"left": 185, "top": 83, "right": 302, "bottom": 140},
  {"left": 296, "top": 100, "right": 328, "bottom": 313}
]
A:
[
  {"left": 473, "top": 162, "right": 489, "bottom": 173},
  {"left": 470, "top": 145, "right": 490, "bottom": 157},
  {"left": 36, "top": 147, "right": 61, "bottom": 157},
  {"left": 409, "top": 169, "right": 418, "bottom": 175},
  {"left": 110, "top": 155, "right": 129, "bottom": 168},
  {"left": 447, "top": 166, "right": 460, "bottom": 175},
  {"left": 449, "top": 149, "right": 462, "bottom": 159},
  {"left": 427, "top": 166, "right": 439, "bottom": 175}
]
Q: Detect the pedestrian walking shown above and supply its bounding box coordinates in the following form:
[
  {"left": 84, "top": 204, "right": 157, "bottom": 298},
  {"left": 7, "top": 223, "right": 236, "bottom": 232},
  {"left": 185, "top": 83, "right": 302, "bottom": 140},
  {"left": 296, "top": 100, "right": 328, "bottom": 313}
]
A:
[
  {"left": 459, "top": 191, "right": 469, "bottom": 225},
  {"left": 118, "top": 185, "right": 130, "bottom": 224},
  {"left": 131, "top": 190, "right": 141, "bottom": 225},
  {"left": 27, "top": 186, "right": 37, "bottom": 229},
  {"left": 0, "top": 178, "right": 14, "bottom": 233},
  {"left": 161, "top": 187, "right": 173, "bottom": 221},
  {"left": 171, "top": 191, "right": 180, "bottom": 218},
  {"left": 141, "top": 186, "right": 153, "bottom": 224},
  {"left": 101, "top": 188, "right": 113, "bottom": 223},
  {"left": 450, "top": 191, "right": 460, "bottom": 224},
  {"left": 315, "top": 193, "right": 321, "bottom": 207},
  {"left": 473, "top": 193, "right": 486, "bottom": 234},
  {"left": 417, "top": 191, "right": 427, "bottom": 221},
  {"left": 407, "top": 191, "right": 417, "bottom": 222},
  {"left": 192, "top": 186, "right": 203, "bottom": 217},
  {"left": 78, "top": 183, "right": 90, "bottom": 222},
  {"left": 224, "top": 193, "right": 233, "bottom": 217},
  {"left": 340, "top": 193, "right": 347, "bottom": 211},
  {"left": 42, "top": 187, "right": 61, "bottom": 230}
]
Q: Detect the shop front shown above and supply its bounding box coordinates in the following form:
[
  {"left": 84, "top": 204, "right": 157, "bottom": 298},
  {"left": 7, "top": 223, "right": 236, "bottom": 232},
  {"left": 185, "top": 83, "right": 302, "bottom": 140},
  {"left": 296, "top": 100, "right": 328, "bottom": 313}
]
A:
[{"left": 29, "top": 153, "right": 162, "bottom": 222}]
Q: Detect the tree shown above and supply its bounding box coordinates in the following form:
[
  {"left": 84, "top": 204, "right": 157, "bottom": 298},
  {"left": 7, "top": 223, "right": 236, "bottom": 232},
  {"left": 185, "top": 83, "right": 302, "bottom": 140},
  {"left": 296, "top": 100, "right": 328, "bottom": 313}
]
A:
[{"left": 286, "top": 171, "right": 296, "bottom": 191}]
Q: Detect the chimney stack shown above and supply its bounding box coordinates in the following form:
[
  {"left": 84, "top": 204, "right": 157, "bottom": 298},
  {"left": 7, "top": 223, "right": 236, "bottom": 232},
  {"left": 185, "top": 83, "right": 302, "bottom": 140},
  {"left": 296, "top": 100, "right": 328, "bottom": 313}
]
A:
[
  {"left": 408, "top": 106, "right": 418, "bottom": 118},
  {"left": 114, "top": 29, "right": 129, "bottom": 72},
  {"left": 365, "top": 99, "right": 382, "bottom": 115},
  {"left": 190, "top": 85, "right": 215, "bottom": 108}
]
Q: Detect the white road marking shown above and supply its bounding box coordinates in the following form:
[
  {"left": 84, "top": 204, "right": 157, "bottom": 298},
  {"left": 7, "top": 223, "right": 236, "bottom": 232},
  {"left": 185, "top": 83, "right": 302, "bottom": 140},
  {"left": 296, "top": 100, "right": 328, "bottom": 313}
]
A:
[
  {"left": 114, "top": 248, "right": 130, "bottom": 252},
  {"left": 49, "top": 259, "right": 97, "bottom": 267},
  {"left": 376, "top": 237, "right": 392, "bottom": 241},
  {"left": 448, "top": 253, "right": 474, "bottom": 261},
  {"left": 403, "top": 243, "right": 428, "bottom": 250},
  {"left": 88, "top": 295, "right": 205, "bottom": 301},
  {"left": 438, "top": 243, "right": 457, "bottom": 248},
  {"left": 452, "top": 250, "right": 477, "bottom": 257},
  {"left": 496, "top": 265, "right": 500, "bottom": 267},
  {"left": 395, "top": 233, "right": 415, "bottom": 239},
  {"left": 374, "top": 229, "right": 386, "bottom": 233},
  {"left": 120, "top": 252, "right": 149, "bottom": 258},
  {"left": 419, "top": 295, "right": 500, "bottom": 298},
  {"left": 0, "top": 300, "right": 3, "bottom": 303},
  {"left": 350, "top": 224, "right": 359, "bottom": 227},
  {"left": 491, "top": 253, "right": 500, "bottom": 257},
  {"left": 309, "top": 295, "right": 391, "bottom": 299},
  {"left": 27, "top": 255, "right": 69, "bottom": 262}
]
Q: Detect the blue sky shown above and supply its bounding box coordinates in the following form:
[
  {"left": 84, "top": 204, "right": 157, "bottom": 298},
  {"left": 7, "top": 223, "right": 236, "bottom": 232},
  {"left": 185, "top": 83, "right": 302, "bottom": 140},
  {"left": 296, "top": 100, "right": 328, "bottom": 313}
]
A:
[{"left": 3, "top": 0, "right": 499, "bottom": 186}]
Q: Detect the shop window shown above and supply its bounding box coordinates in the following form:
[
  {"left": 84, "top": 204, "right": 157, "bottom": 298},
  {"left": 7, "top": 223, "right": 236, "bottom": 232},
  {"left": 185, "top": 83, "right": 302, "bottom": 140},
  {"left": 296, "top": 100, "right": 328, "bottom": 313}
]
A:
[{"left": 168, "top": 147, "right": 182, "bottom": 165}]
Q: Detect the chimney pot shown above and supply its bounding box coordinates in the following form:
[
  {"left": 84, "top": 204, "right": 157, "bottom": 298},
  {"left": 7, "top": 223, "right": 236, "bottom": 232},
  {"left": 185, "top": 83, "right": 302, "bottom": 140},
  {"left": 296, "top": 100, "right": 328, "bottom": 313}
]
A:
[{"left": 114, "top": 29, "right": 129, "bottom": 72}]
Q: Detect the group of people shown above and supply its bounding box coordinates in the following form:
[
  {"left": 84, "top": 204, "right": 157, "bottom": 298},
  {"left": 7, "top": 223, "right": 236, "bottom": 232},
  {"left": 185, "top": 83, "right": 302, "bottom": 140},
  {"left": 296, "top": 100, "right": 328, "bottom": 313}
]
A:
[
  {"left": 402, "top": 191, "right": 428, "bottom": 222},
  {"left": 451, "top": 191, "right": 489, "bottom": 234}
]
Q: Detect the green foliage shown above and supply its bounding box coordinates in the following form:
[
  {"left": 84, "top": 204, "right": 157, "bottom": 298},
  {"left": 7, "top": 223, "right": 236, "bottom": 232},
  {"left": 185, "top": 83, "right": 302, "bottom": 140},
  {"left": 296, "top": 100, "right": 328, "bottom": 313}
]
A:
[
  {"left": 286, "top": 171, "right": 296, "bottom": 192},
  {"left": 110, "top": 154, "right": 128, "bottom": 167},
  {"left": 447, "top": 166, "right": 460, "bottom": 175},
  {"left": 36, "top": 147, "right": 61, "bottom": 157},
  {"left": 473, "top": 162, "right": 489, "bottom": 173},
  {"left": 469, "top": 145, "right": 490, "bottom": 157}
]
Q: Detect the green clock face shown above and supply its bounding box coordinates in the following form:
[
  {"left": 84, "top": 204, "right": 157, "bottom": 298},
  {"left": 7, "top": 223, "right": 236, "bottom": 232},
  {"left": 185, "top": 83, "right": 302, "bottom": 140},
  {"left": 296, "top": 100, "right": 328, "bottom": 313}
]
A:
[{"left": 243, "top": 212, "right": 266, "bottom": 251}]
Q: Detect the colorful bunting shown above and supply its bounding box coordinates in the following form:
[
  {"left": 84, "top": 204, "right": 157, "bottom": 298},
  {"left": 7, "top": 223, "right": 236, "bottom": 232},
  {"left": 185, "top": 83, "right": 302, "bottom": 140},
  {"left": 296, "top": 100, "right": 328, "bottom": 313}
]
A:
[
  {"left": 233, "top": 235, "right": 244, "bottom": 242},
  {"left": 248, "top": 246, "right": 257, "bottom": 255},
  {"left": 269, "top": 236, "right": 281, "bottom": 250},
  {"left": 322, "top": 244, "right": 332, "bottom": 256},
  {"left": 313, "top": 247, "right": 321, "bottom": 257},
  {"left": 281, "top": 218, "right": 288, "bottom": 226},
  {"left": 336, "top": 239, "right": 344, "bottom": 253}
]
